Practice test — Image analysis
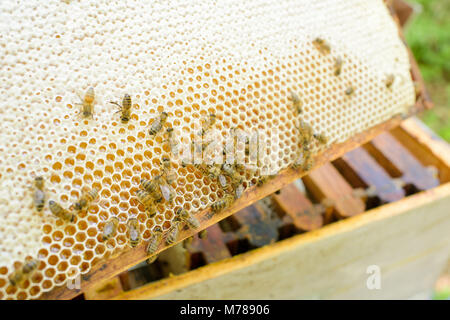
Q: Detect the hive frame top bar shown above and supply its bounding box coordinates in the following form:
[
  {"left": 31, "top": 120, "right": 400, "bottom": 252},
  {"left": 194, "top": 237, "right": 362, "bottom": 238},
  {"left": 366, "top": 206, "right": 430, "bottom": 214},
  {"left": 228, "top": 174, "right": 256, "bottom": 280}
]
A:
[{"left": 0, "top": 0, "right": 423, "bottom": 300}]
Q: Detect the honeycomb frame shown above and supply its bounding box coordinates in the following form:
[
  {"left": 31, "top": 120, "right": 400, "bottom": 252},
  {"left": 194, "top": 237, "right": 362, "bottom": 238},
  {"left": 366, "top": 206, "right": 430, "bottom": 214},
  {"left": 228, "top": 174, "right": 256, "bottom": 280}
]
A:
[{"left": 0, "top": 0, "right": 416, "bottom": 300}]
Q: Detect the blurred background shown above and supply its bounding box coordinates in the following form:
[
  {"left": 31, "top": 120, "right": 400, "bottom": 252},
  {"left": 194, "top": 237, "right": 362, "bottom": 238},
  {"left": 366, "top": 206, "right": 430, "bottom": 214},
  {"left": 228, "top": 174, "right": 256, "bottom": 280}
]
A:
[
  {"left": 405, "top": 0, "right": 449, "bottom": 300},
  {"left": 405, "top": 0, "right": 450, "bottom": 142}
]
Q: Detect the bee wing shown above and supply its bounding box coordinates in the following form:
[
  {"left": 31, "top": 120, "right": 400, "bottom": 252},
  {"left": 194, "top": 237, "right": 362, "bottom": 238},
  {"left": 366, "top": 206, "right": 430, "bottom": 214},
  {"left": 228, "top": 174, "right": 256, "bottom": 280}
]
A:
[
  {"left": 218, "top": 174, "right": 227, "bottom": 187},
  {"left": 189, "top": 216, "right": 200, "bottom": 229},
  {"left": 75, "top": 90, "right": 84, "bottom": 103},
  {"left": 130, "top": 228, "right": 140, "bottom": 240},
  {"left": 159, "top": 184, "right": 171, "bottom": 202}
]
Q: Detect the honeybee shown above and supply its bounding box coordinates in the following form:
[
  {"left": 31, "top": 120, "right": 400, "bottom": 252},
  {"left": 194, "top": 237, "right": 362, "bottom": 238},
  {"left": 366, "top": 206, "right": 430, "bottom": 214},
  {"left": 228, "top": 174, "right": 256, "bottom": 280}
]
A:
[
  {"left": 146, "top": 255, "right": 159, "bottom": 264},
  {"left": 292, "top": 147, "right": 310, "bottom": 170},
  {"left": 49, "top": 200, "right": 76, "bottom": 222},
  {"left": 9, "top": 270, "right": 23, "bottom": 286},
  {"left": 146, "top": 204, "right": 157, "bottom": 218},
  {"left": 234, "top": 183, "right": 245, "bottom": 199},
  {"left": 166, "top": 219, "right": 181, "bottom": 245},
  {"left": 291, "top": 152, "right": 304, "bottom": 170},
  {"left": 9, "top": 259, "right": 39, "bottom": 286},
  {"left": 190, "top": 163, "right": 209, "bottom": 175},
  {"left": 74, "top": 187, "right": 98, "bottom": 211},
  {"left": 291, "top": 159, "right": 301, "bottom": 170},
  {"left": 312, "top": 38, "right": 331, "bottom": 55},
  {"left": 146, "top": 226, "right": 163, "bottom": 258},
  {"left": 110, "top": 93, "right": 132, "bottom": 123},
  {"left": 162, "top": 157, "right": 171, "bottom": 172},
  {"left": 218, "top": 174, "right": 227, "bottom": 188},
  {"left": 102, "top": 217, "right": 119, "bottom": 241},
  {"left": 211, "top": 194, "right": 235, "bottom": 212},
  {"left": 241, "top": 135, "right": 251, "bottom": 156},
  {"left": 313, "top": 132, "right": 329, "bottom": 145},
  {"left": 257, "top": 176, "right": 269, "bottom": 187},
  {"left": 257, "top": 174, "right": 276, "bottom": 187},
  {"left": 165, "top": 128, "right": 179, "bottom": 155},
  {"left": 385, "top": 74, "right": 395, "bottom": 88},
  {"left": 159, "top": 182, "right": 175, "bottom": 203},
  {"left": 162, "top": 157, "right": 177, "bottom": 184},
  {"left": 176, "top": 208, "right": 199, "bottom": 229},
  {"left": 345, "top": 86, "right": 354, "bottom": 96},
  {"left": 76, "top": 87, "right": 95, "bottom": 119},
  {"left": 198, "top": 113, "right": 217, "bottom": 136},
  {"left": 222, "top": 163, "right": 238, "bottom": 179},
  {"left": 149, "top": 111, "right": 168, "bottom": 135},
  {"left": 334, "top": 56, "right": 343, "bottom": 76},
  {"left": 33, "top": 176, "right": 45, "bottom": 212},
  {"left": 140, "top": 177, "right": 163, "bottom": 202},
  {"left": 198, "top": 229, "right": 208, "bottom": 239},
  {"left": 302, "top": 154, "right": 314, "bottom": 171},
  {"left": 136, "top": 189, "right": 156, "bottom": 210},
  {"left": 208, "top": 164, "right": 221, "bottom": 179},
  {"left": 127, "top": 218, "right": 140, "bottom": 247},
  {"left": 289, "top": 91, "right": 302, "bottom": 115},
  {"left": 298, "top": 120, "right": 314, "bottom": 145}
]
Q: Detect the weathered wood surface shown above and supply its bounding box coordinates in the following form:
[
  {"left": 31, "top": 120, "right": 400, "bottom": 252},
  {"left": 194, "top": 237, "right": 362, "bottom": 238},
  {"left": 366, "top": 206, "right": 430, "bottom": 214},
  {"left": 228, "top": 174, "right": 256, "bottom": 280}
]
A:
[
  {"left": 302, "top": 163, "right": 366, "bottom": 219},
  {"left": 187, "top": 224, "right": 232, "bottom": 264},
  {"left": 391, "top": 119, "right": 450, "bottom": 183},
  {"left": 366, "top": 132, "right": 440, "bottom": 191},
  {"left": 333, "top": 148, "right": 405, "bottom": 203},
  {"left": 84, "top": 276, "right": 123, "bottom": 300},
  {"left": 272, "top": 183, "right": 323, "bottom": 231},
  {"left": 232, "top": 204, "right": 280, "bottom": 248}
]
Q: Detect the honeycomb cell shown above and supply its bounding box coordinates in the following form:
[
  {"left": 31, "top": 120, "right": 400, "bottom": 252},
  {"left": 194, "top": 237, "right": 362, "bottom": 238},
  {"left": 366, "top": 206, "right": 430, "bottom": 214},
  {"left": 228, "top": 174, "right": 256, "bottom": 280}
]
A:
[
  {"left": 47, "top": 255, "right": 59, "bottom": 266},
  {"left": 75, "top": 232, "right": 87, "bottom": 243},
  {"left": 60, "top": 249, "right": 72, "bottom": 260},
  {"left": 30, "top": 286, "right": 41, "bottom": 297},
  {"left": 54, "top": 274, "right": 66, "bottom": 285},
  {"left": 52, "top": 231, "right": 63, "bottom": 242},
  {"left": 57, "top": 261, "right": 69, "bottom": 272},
  {"left": 69, "top": 256, "right": 81, "bottom": 266}
]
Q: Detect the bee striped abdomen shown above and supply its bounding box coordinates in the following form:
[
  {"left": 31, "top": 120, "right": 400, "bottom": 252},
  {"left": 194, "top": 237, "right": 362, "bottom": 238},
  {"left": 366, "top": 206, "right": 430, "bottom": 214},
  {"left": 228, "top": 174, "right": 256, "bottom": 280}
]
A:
[
  {"left": 149, "top": 111, "right": 168, "bottom": 135},
  {"left": 80, "top": 87, "right": 95, "bottom": 118},
  {"left": 121, "top": 94, "right": 132, "bottom": 122},
  {"left": 146, "top": 227, "right": 162, "bottom": 256},
  {"left": 166, "top": 222, "right": 180, "bottom": 245},
  {"left": 211, "top": 195, "right": 234, "bottom": 213},
  {"left": 34, "top": 189, "right": 45, "bottom": 212},
  {"left": 74, "top": 188, "right": 98, "bottom": 211},
  {"left": 102, "top": 217, "right": 119, "bottom": 241},
  {"left": 33, "top": 176, "right": 45, "bottom": 212},
  {"left": 177, "top": 208, "right": 199, "bottom": 229},
  {"left": 49, "top": 200, "right": 75, "bottom": 222},
  {"left": 127, "top": 218, "right": 141, "bottom": 247}
]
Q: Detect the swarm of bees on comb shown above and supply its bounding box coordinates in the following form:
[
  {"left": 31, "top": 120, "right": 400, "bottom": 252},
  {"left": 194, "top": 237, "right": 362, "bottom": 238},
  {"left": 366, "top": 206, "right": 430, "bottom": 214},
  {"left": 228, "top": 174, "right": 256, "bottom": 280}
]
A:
[{"left": 7, "top": 36, "right": 404, "bottom": 293}]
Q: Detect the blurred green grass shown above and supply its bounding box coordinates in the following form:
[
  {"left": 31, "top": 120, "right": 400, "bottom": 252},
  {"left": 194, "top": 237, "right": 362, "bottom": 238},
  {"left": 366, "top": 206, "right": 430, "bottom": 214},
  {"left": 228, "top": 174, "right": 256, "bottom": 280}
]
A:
[
  {"left": 405, "top": 1, "right": 450, "bottom": 300},
  {"left": 405, "top": 0, "right": 450, "bottom": 142}
]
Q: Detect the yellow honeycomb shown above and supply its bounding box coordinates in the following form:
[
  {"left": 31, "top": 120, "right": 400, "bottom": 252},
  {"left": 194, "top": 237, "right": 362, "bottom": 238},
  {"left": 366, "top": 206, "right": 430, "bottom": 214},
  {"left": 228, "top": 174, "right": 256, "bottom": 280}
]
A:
[{"left": 0, "top": 0, "right": 415, "bottom": 299}]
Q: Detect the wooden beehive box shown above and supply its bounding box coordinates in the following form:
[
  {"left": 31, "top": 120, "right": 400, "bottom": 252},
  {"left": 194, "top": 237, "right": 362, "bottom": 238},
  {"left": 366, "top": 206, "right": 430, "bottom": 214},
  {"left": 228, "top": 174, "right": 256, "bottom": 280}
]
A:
[{"left": 77, "top": 117, "right": 450, "bottom": 300}]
